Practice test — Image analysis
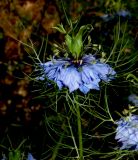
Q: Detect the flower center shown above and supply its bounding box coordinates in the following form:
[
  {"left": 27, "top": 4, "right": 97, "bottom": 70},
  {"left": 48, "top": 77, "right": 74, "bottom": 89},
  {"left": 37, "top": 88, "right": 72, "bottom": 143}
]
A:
[{"left": 71, "top": 59, "right": 83, "bottom": 65}]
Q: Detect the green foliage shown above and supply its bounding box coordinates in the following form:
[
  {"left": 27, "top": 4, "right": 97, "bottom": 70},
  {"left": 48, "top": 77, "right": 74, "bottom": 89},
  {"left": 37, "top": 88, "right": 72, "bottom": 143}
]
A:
[{"left": 9, "top": 150, "right": 21, "bottom": 160}]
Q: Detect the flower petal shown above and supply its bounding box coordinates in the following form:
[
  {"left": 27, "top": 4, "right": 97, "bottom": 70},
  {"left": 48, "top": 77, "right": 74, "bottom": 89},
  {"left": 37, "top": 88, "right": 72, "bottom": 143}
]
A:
[
  {"left": 115, "top": 114, "right": 138, "bottom": 150},
  {"left": 27, "top": 153, "right": 36, "bottom": 160},
  {"left": 81, "top": 65, "right": 100, "bottom": 90},
  {"left": 92, "top": 63, "right": 116, "bottom": 81},
  {"left": 79, "top": 85, "right": 90, "bottom": 94},
  {"left": 59, "top": 66, "right": 81, "bottom": 92}
]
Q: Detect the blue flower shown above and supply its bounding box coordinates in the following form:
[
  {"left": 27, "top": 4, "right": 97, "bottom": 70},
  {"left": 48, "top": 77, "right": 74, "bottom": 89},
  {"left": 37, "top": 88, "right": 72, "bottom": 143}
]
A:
[
  {"left": 100, "top": 10, "right": 131, "bottom": 22},
  {"left": 116, "top": 10, "right": 131, "bottom": 18},
  {"left": 27, "top": 153, "right": 36, "bottom": 160},
  {"left": 128, "top": 94, "right": 138, "bottom": 107},
  {"left": 37, "top": 54, "right": 116, "bottom": 94},
  {"left": 115, "top": 114, "right": 138, "bottom": 150}
]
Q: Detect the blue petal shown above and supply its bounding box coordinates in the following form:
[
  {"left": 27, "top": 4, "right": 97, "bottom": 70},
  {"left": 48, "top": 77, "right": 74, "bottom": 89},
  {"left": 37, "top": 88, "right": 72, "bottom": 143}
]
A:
[
  {"left": 56, "top": 80, "right": 64, "bottom": 89},
  {"left": 81, "top": 65, "right": 100, "bottom": 90},
  {"left": 38, "top": 60, "right": 68, "bottom": 81},
  {"left": 79, "top": 85, "right": 90, "bottom": 94},
  {"left": 27, "top": 153, "right": 36, "bottom": 160},
  {"left": 91, "top": 63, "right": 116, "bottom": 81},
  {"left": 59, "top": 66, "right": 81, "bottom": 92},
  {"left": 38, "top": 60, "right": 69, "bottom": 90},
  {"left": 46, "top": 62, "right": 65, "bottom": 80}
]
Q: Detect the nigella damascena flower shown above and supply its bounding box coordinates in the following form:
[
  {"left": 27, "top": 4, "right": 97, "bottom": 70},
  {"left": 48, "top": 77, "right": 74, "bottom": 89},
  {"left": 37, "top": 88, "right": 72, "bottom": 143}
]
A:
[
  {"left": 100, "top": 10, "right": 131, "bottom": 22},
  {"left": 115, "top": 114, "right": 138, "bottom": 150},
  {"left": 37, "top": 54, "right": 116, "bottom": 94},
  {"left": 128, "top": 94, "right": 138, "bottom": 107},
  {"left": 116, "top": 10, "right": 131, "bottom": 18}
]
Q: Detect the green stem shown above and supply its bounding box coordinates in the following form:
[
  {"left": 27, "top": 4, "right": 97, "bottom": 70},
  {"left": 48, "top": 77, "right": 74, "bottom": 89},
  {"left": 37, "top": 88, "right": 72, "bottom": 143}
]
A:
[
  {"left": 76, "top": 100, "right": 83, "bottom": 160},
  {"left": 51, "top": 132, "right": 64, "bottom": 160}
]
